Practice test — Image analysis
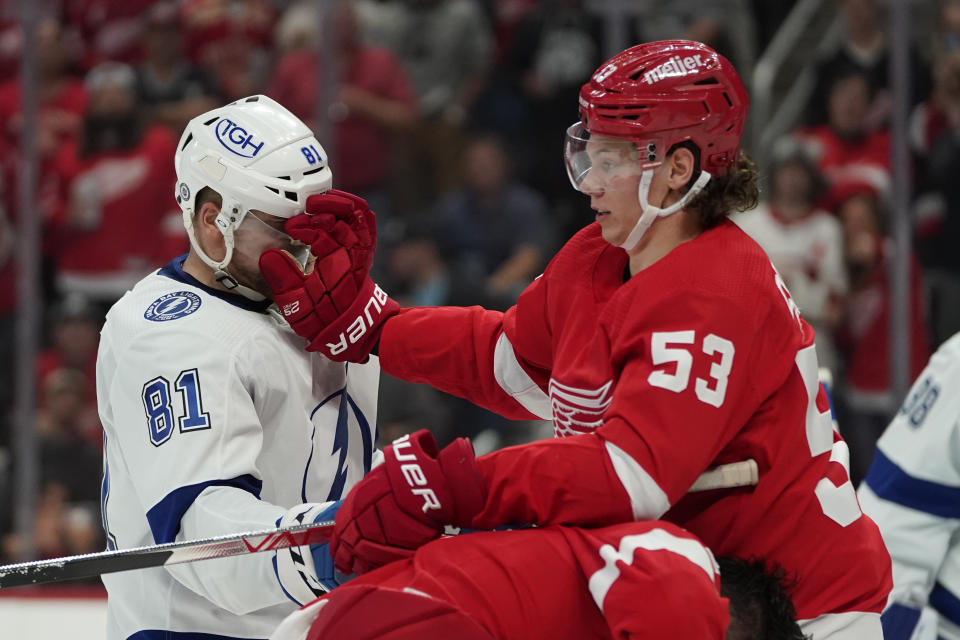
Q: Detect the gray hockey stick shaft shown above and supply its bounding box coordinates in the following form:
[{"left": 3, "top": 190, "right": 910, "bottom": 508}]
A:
[
  {"left": 0, "top": 459, "right": 758, "bottom": 589},
  {"left": 0, "top": 519, "right": 335, "bottom": 589}
]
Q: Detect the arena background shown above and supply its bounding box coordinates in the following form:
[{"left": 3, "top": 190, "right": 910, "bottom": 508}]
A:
[{"left": 0, "top": 0, "right": 949, "bottom": 634}]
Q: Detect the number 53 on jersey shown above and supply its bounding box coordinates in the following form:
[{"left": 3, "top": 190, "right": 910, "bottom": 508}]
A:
[{"left": 645, "top": 330, "right": 861, "bottom": 528}]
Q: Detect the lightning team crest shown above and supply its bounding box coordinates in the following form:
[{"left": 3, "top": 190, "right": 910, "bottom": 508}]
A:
[{"left": 144, "top": 291, "right": 202, "bottom": 322}]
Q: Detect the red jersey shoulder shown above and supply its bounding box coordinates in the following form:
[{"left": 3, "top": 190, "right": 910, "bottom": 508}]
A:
[
  {"left": 669, "top": 221, "right": 781, "bottom": 302},
  {"left": 544, "top": 223, "right": 627, "bottom": 299},
  {"left": 597, "top": 220, "right": 811, "bottom": 379},
  {"left": 602, "top": 222, "right": 778, "bottom": 326}
]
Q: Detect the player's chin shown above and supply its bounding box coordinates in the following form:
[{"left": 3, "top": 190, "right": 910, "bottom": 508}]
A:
[
  {"left": 598, "top": 222, "right": 622, "bottom": 246},
  {"left": 250, "top": 275, "right": 276, "bottom": 300},
  {"left": 235, "top": 267, "right": 274, "bottom": 300}
]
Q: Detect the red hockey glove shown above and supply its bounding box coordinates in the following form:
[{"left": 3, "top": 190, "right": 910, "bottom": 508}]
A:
[
  {"left": 259, "top": 190, "right": 399, "bottom": 362},
  {"left": 330, "top": 429, "right": 487, "bottom": 576}
]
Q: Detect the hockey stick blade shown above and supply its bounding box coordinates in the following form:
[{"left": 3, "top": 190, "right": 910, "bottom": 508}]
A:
[{"left": 0, "top": 519, "right": 335, "bottom": 590}]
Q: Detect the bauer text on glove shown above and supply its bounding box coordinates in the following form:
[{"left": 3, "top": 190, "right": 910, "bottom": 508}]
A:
[{"left": 329, "top": 429, "right": 487, "bottom": 575}]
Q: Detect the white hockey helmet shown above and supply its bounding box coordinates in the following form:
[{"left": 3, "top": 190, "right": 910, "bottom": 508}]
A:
[{"left": 174, "top": 95, "right": 333, "bottom": 298}]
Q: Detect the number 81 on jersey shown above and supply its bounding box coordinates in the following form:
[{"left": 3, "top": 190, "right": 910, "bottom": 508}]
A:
[{"left": 142, "top": 369, "right": 211, "bottom": 446}]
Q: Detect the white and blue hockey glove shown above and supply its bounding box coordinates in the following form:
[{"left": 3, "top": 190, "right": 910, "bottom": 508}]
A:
[{"left": 274, "top": 500, "right": 355, "bottom": 606}]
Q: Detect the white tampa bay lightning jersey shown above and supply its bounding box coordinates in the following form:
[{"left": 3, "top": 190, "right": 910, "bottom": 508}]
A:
[
  {"left": 858, "top": 331, "right": 960, "bottom": 640},
  {"left": 97, "top": 255, "right": 379, "bottom": 640}
]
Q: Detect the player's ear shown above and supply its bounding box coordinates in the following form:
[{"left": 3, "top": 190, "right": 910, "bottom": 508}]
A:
[
  {"left": 665, "top": 147, "right": 695, "bottom": 190},
  {"left": 198, "top": 201, "right": 221, "bottom": 229},
  {"left": 194, "top": 201, "right": 227, "bottom": 260}
]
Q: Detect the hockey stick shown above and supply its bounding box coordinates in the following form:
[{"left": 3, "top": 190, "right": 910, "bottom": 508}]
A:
[
  {"left": 0, "top": 459, "right": 758, "bottom": 589},
  {"left": 0, "top": 519, "right": 335, "bottom": 590},
  {"left": 688, "top": 458, "right": 759, "bottom": 492}
]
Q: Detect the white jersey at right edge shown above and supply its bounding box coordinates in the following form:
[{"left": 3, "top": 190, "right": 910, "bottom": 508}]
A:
[
  {"left": 97, "top": 256, "right": 379, "bottom": 639},
  {"left": 858, "top": 331, "right": 960, "bottom": 640}
]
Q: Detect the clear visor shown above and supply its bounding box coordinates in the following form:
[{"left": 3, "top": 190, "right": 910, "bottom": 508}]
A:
[
  {"left": 563, "top": 122, "right": 663, "bottom": 194},
  {"left": 233, "top": 210, "right": 311, "bottom": 269}
]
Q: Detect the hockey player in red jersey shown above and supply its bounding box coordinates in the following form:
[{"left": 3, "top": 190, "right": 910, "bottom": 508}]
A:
[
  {"left": 259, "top": 40, "right": 892, "bottom": 638},
  {"left": 270, "top": 520, "right": 806, "bottom": 640}
]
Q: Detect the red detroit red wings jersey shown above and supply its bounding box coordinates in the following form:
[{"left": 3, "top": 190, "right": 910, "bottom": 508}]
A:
[
  {"left": 329, "top": 522, "right": 729, "bottom": 640},
  {"left": 378, "top": 219, "right": 891, "bottom": 621}
]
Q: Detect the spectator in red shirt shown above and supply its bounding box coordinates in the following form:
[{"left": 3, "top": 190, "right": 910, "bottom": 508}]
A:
[
  {"left": 794, "top": 70, "right": 892, "bottom": 212},
  {"left": 178, "top": 0, "right": 276, "bottom": 101},
  {"left": 49, "top": 62, "right": 186, "bottom": 306},
  {"left": 267, "top": 0, "right": 417, "bottom": 240},
  {"left": 64, "top": 0, "right": 158, "bottom": 69},
  {"left": 0, "top": 17, "right": 87, "bottom": 160},
  {"left": 802, "top": 0, "right": 930, "bottom": 129},
  {"left": 909, "top": 50, "right": 960, "bottom": 348},
  {"left": 0, "top": 17, "right": 88, "bottom": 279},
  {"left": 908, "top": 50, "right": 960, "bottom": 160},
  {"left": 364, "top": 0, "right": 493, "bottom": 212},
  {"left": 834, "top": 190, "right": 931, "bottom": 484}
]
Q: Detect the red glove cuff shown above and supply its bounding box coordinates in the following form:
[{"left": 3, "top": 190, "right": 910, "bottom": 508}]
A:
[
  {"left": 306, "top": 276, "right": 399, "bottom": 362},
  {"left": 436, "top": 437, "right": 487, "bottom": 526}
]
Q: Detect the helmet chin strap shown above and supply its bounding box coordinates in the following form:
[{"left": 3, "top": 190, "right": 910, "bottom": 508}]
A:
[
  {"left": 618, "top": 168, "right": 712, "bottom": 252},
  {"left": 182, "top": 207, "right": 268, "bottom": 302}
]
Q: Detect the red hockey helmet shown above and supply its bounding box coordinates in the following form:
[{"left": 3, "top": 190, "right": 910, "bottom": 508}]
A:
[{"left": 572, "top": 40, "right": 748, "bottom": 179}]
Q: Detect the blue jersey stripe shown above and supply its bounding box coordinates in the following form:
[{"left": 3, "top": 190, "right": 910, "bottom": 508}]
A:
[
  {"left": 864, "top": 449, "right": 960, "bottom": 518},
  {"left": 128, "top": 631, "right": 265, "bottom": 640},
  {"left": 881, "top": 602, "right": 923, "bottom": 640},
  {"left": 305, "top": 388, "right": 344, "bottom": 503},
  {"left": 346, "top": 392, "right": 375, "bottom": 475},
  {"left": 931, "top": 582, "right": 960, "bottom": 627},
  {"left": 146, "top": 475, "right": 263, "bottom": 544}
]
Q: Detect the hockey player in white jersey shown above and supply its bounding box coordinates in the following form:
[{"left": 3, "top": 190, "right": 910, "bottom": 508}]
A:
[
  {"left": 96, "top": 95, "right": 380, "bottom": 639},
  {"left": 858, "top": 331, "right": 960, "bottom": 640}
]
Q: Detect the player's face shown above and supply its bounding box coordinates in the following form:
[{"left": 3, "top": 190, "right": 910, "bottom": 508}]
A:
[
  {"left": 230, "top": 210, "right": 309, "bottom": 298},
  {"left": 579, "top": 136, "right": 649, "bottom": 246}
]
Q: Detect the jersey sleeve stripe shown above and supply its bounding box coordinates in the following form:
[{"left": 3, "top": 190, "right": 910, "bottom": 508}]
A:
[
  {"left": 798, "top": 611, "right": 883, "bottom": 638},
  {"left": 880, "top": 602, "right": 923, "bottom": 640},
  {"left": 126, "top": 630, "right": 261, "bottom": 639},
  {"left": 604, "top": 441, "right": 670, "bottom": 520},
  {"left": 146, "top": 475, "right": 263, "bottom": 544},
  {"left": 931, "top": 582, "right": 960, "bottom": 627},
  {"left": 864, "top": 449, "right": 960, "bottom": 519},
  {"left": 493, "top": 333, "right": 552, "bottom": 419},
  {"left": 587, "top": 527, "right": 718, "bottom": 611}
]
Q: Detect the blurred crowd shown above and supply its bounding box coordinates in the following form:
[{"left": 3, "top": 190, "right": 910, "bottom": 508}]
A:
[{"left": 0, "top": 0, "right": 956, "bottom": 566}]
